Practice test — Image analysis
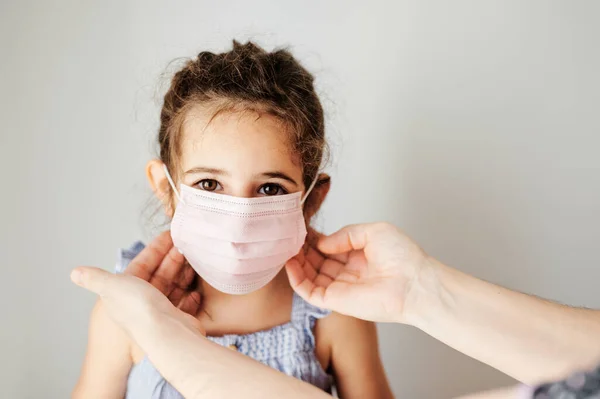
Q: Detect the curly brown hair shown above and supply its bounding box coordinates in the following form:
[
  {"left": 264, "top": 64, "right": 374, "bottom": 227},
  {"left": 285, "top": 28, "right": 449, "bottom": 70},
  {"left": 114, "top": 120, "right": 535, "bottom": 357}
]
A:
[{"left": 157, "top": 40, "right": 328, "bottom": 202}]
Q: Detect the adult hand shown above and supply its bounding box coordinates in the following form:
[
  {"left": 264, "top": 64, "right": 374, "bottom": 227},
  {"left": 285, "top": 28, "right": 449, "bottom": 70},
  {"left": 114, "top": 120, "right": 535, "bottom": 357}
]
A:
[
  {"left": 124, "top": 231, "right": 201, "bottom": 316},
  {"left": 70, "top": 268, "right": 327, "bottom": 399},
  {"left": 287, "top": 222, "right": 430, "bottom": 323},
  {"left": 70, "top": 266, "right": 203, "bottom": 338}
]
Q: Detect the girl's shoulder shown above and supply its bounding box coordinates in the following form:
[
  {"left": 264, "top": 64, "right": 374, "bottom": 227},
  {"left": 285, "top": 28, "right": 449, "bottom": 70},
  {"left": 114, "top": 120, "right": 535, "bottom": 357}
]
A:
[
  {"left": 314, "top": 311, "right": 378, "bottom": 359},
  {"left": 114, "top": 241, "right": 147, "bottom": 363},
  {"left": 316, "top": 311, "right": 377, "bottom": 340}
]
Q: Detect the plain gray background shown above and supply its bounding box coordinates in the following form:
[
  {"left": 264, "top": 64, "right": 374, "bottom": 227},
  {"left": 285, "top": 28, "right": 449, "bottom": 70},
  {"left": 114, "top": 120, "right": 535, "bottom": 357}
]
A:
[{"left": 1, "top": 1, "right": 599, "bottom": 398}]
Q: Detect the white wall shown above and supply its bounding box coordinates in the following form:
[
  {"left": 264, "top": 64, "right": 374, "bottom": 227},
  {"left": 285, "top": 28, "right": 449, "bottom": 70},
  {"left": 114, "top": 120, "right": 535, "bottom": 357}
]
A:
[{"left": 2, "top": 1, "right": 599, "bottom": 397}]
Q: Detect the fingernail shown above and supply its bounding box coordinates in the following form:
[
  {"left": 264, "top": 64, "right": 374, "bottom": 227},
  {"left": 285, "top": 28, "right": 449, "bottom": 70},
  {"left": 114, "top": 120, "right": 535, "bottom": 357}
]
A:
[{"left": 71, "top": 269, "right": 83, "bottom": 286}]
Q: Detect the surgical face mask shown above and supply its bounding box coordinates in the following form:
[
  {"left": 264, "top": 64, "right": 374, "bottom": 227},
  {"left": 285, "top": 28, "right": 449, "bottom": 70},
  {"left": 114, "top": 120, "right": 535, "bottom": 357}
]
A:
[{"left": 164, "top": 166, "right": 317, "bottom": 295}]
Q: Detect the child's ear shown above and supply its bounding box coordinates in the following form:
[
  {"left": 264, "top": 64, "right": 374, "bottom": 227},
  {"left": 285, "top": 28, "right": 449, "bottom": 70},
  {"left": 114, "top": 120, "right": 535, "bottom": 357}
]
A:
[
  {"left": 146, "top": 159, "right": 175, "bottom": 216},
  {"left": 304, "top": 173, "right": 331, "bottom": 220}
]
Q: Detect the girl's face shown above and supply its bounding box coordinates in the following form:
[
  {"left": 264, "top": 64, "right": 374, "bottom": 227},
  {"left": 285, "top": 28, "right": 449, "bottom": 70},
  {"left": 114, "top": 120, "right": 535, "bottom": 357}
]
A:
[
  {"left": 150, "top": 108, "right": 307, "bottom": 217},
  {"left": 180, "top": 108, "right": 304, "bottom": 197}
]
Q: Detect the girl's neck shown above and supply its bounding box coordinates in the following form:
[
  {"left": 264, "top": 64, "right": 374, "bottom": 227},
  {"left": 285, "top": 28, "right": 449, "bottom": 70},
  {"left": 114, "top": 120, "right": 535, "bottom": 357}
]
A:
[{"left": 199, "top": 269, "right": 294, "bottom": 336}]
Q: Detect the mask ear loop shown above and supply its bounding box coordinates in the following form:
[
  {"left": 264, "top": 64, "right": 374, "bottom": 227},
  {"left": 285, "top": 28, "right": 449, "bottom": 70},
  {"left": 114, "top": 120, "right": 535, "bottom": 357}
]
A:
[
  {"left": 163, "top": 164, "right": 184, "bottom": 204},
  {"left": 300, "top": 173, "right": 320, "bottom": 205}
]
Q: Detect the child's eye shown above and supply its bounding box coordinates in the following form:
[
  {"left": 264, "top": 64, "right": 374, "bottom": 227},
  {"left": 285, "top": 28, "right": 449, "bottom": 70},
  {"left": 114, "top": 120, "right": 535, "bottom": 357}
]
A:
[
  {"left": 258, "top": 183, "right": 287, "bottom": 196},
  {"left": 196, "top": 179, "right": 221, "bottom": 191}
]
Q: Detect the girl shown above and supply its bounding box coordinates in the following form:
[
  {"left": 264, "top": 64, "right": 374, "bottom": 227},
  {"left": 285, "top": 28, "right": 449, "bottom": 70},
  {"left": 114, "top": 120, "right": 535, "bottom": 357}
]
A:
[{"left": 73, "top": 41, "right": 393, "bottom": 399}]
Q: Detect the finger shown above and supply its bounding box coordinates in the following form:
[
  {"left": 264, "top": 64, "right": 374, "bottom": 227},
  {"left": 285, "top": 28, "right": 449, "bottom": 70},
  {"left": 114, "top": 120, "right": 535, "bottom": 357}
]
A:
[
  {"left": 318, "top": 259, "right": 345, "bottom": 281},
  {"left": 317, "top": 224, "right": 375, "bottom": 255},
  {"left": 327, "top": 251, "right": 350, "bottom": 264},
  {"left": 334, "top": 269, "right": 361, "bottom": 284},
  {"left": 314, "top": 273, "right": 333, "bottom": 288},
  {"left": 303, "top": 259, "right": 318, "bottom": 281},
  {"left": 149, "top": 273, "right": 175, "bottom": 296},
  {"left": 287, "top": 260, "right": 361, "bottom": 314},
  {"left": 152, "top": 245, "right": 186, "bottom": 284},
  {"left": 71, "top": 267, "right": 113, "bottom": 297},
  {"left": 305, "top": 246, "right": 325, "bottom": 270},
  {"left": 178, "top": 291, "right": 202, "bottom": 316},
  {"left": 285, "top": 258, "right": 312, "bottom": 292},
  {"left": 167, "top": 274, "right": 197, "bottom": 306},
  {"left": 125, "top": 231, "right": 174, "bottom": 280},
  {"left": 178, "top": 264, "right": 197, "bottom": 290},
  {"left": 167, "top": 286, "right": 185, "bottom": 306},
  {"left": 293, "top": 252, "right": 320, "bottom": 283},
  {"left": 306, "top": 227, "right": 323, "bottom": 248},
  {"left": 314, "top": 280, "right": 358, "bottom": 315},
  {"left": 286, "top": 259, "right": 326, "bottom": 308},
  {"left": 304, "top": 233, "right": 349, "bottom": 264}
]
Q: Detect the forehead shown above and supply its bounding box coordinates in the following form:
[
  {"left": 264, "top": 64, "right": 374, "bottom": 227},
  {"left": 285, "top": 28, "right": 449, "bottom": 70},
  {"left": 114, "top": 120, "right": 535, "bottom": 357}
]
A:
[{"left": 178, "top": 107, "right": 301, "bottom": 175}]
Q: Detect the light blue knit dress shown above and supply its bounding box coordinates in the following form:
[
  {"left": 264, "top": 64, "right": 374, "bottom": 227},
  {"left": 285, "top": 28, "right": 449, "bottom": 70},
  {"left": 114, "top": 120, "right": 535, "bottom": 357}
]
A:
[{"left": 116, "top": 242, "right": 333, "bottom": 398}]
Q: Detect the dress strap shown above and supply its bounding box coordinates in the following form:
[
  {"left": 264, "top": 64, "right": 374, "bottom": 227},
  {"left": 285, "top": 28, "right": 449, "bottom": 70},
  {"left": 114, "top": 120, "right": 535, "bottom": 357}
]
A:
[
  {"left": 290, "top": 293, "right": 332, "bottom": 348},
  {"left": 115, "top": 241, "right": 145, "bottom": 274}
]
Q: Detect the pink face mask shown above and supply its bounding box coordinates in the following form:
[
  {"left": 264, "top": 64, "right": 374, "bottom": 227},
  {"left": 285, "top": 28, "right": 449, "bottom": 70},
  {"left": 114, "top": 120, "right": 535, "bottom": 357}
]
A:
[{"left": 164, "top": 166, "right": 318, "bottom": 295}]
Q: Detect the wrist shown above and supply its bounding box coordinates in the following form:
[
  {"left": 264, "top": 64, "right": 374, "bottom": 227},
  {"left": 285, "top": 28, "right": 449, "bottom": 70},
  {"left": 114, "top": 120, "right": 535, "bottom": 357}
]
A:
[
  {"left": 142, "top": 310, "right": 214, "bottom": 397},
  {"left": 127, "top": 307, "right": 172, "bottom": 346},
  {"left": 402, "top": 256, "right": 452, "bottom": 329}
]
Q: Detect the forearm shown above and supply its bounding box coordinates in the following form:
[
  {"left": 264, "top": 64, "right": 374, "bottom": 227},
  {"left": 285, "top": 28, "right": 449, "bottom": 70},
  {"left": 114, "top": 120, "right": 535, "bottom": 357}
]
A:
[
  {"left": 408, "top": 258, "right": 600, "bottom": 384},
  {"left": 134, "top": 310, "right": 330, "bottom": 399}
]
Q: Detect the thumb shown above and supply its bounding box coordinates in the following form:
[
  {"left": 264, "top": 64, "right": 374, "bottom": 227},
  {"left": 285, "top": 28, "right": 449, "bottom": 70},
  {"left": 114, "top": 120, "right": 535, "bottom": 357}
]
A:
[
  {"left": 318, "top": 223, "right": 373, "bottom": 255},
  {"left": 71, "top": 267, "right": 113, "bottom": 297}
]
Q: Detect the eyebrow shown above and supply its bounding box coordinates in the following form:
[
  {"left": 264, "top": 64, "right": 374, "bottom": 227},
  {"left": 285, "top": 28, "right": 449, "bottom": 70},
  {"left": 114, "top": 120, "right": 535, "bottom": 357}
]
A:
[
  {"left": 183, "top": 167, "right": 298, "bottom": 186},
  {"left": 184, "top": 167, "right": 230, "bottom": 176},
  {"left": 262, "top": 172, "right": 299, "bottom": 186}
]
